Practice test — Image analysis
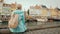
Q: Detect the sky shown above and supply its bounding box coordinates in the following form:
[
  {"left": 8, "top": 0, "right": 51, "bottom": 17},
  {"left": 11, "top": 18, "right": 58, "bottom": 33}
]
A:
[{"left": 4, "top": 0, "right": 60, "bottom": 11}]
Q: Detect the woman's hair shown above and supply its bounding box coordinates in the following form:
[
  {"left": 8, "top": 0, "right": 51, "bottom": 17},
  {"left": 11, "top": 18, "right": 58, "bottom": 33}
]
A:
[{"left": 17, "top": 4, "right": 22, "bottom": 10}]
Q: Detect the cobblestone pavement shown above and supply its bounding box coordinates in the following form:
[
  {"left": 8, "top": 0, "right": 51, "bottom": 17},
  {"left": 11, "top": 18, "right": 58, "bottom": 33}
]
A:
[
  {"left": 27, "top": 21, "right": 60, "bottom": 29},
  {"left": 25, "top": 27, "right": 60, "bottom": 34},
  {"left": 0, "top": 21, "right": 60, "bottom": 34},
  {"left": 0, "top": 27, "right": 60, "bottom": 34},
  {"left": 24, "top": 21, "right": 60, "bottom": 34}
]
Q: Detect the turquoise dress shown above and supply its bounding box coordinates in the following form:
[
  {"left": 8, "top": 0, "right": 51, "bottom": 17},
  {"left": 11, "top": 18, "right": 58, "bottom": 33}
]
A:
[{"left": 9, "top": 10, "right": 27, "bottom": 32}]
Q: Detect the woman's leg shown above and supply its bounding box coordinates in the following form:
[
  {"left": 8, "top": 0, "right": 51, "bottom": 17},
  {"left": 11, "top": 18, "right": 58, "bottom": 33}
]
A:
[
  {"left": 12, "top": 32, "right": 18, "bottom": 34},
  {"left": 19, "top": 32, "right": 24, "bottom": 34},
  {"left": 19, "top": 32, "right": 26, "bottom": 34}
]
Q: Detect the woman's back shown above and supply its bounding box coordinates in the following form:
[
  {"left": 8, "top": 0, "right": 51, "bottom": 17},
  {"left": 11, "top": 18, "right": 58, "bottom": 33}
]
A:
[{"left": 9, "top": 10, "right": 27, "bottom": 32}]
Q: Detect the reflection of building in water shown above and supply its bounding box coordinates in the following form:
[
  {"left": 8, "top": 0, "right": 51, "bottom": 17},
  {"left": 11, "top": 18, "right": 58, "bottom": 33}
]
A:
[
  {"left": 0, "top": 0, "right": 12, "bottom": 15},
  {"left": 50, "top": 8, "right": 57, "bottom": 16},
  {"left": 27, "top": 5, "right": 60, "bottom": 20},
  {"left": 57, "top": 8, "right": 60, "bottom": 17},
  {"left": 29, "top": 5, "right": 41, "bottom": 16},
  {"left": 41, "top": 6, "right": 48, "bottom": 16},
  {"left": 0, "top": 0, "right": 3, "bottom": 14},
  {"left": 10, "top": 3, "right": 17, "bottom": 11},
  {"left": 3, "top": 3, "right": 11, "bottom": 15},
  {"left": 29, "top": 5, "right": 49, "bottom": 17}
]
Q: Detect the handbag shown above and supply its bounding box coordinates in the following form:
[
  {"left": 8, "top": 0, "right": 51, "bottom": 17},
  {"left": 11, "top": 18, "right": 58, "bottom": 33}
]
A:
[{"left": 8, "top": 14, "right": 18, "bottom": 28}]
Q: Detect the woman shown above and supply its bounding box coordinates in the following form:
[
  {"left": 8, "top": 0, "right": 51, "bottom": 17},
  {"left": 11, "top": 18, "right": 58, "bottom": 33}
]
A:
[{"left": 9, "top": 4, "right": 27, "bottom": 34}]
